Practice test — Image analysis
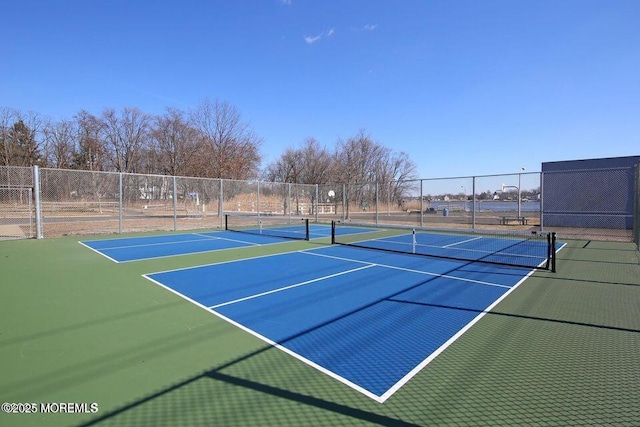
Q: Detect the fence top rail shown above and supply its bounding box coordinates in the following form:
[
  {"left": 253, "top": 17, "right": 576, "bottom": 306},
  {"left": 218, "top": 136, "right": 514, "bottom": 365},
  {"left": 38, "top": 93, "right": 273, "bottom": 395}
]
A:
[{"left": 418, "top": 171, "right": 542, "bottom": 182}]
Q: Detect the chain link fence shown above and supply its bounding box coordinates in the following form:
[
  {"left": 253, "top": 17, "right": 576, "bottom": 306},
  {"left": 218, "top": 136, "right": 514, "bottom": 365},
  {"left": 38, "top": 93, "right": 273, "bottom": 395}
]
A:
[
  {"left": 0, "top": 165, "right": 638, "bottom": 246},
  {"left": 0, "top": 166, "right": 34, "bottom": 239}
]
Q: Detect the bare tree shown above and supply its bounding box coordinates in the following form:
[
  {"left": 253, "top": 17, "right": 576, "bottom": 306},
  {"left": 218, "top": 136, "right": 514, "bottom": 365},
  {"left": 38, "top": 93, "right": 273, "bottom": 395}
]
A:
[
  {"left": 190, "top": 99, "right": 262, "bottom": 179},
  {"left": 99, "top": 107, "right": 151, "bottom": 173},
  {"left": 334, "top": 129, "right": 418, "bottom": 216},
  {"left": 264, "top": 147, "right": 302, "bottom": 183},
  {"left": 43, "top": 119, "right": 79, "bottom": 169},
  {"left": 264, "top": 137, "right": 333, "bottom": 184},
  {"left": 377, "top": 150, "right": 419, "bottom": 207},
  {"left": 152, "top": 108, "right": 200, "bottom": 176},
  {"left": 335, "top": 129, "right": 390, "bottom": 183},
  {"left": 73, "top": 110, "right": 107, "bottom": 171}
]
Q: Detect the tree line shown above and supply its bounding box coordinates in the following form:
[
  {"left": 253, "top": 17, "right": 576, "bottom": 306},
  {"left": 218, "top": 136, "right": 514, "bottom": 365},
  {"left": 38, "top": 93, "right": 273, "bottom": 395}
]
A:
[{"left": 0, "top": 100, "right": 418, "bottom": 190}]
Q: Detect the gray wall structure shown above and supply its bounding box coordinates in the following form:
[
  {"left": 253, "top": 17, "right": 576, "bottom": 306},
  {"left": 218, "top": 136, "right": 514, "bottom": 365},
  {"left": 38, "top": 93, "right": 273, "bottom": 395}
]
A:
[{"left": 542, "top": 156, "right": 640, "bottom": 230}]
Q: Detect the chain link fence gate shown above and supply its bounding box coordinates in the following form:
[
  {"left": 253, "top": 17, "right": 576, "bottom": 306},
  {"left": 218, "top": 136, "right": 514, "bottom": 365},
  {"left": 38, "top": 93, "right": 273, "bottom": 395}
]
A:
[{"left": 0, "top": 166, "right": 34, "bottom": 239}]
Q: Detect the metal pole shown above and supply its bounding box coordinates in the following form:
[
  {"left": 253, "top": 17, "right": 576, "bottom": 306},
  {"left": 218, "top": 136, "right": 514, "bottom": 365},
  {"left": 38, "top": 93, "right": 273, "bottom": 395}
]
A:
[
  {"left": 342, "top": 184, "right": 346, "bottom": 221},
  {"left": 32, "top": 166, "right": 43, "bottom": 239},
  {"left": 420, "top": 180, "right": 424, "bottom": 227},
  {"left": 375, "top": 182, "right": 379, "bottom": 225},
  {"left": 315, "top": 184, "right": 319, "bottom": 223},
  {"left": 288, "top": 183, "right": 291, "bottom": 219},
  {"left": 172, "top": 176, "right": 177, "bottom": 231},
  {"left": 539, "top": 172, "right": 544, "bottom": 231},
  {"left": 118, "top": 173, "right": 123, "bottom": 234},
  {"left": 518, "top": 172, "right": 522, "bottom": 218},
  {"left": 472, "top": 177, "right": 476, "bottom": 229},
  {"left": 257, "top": 180, "right": 260, "bottom": 217}
]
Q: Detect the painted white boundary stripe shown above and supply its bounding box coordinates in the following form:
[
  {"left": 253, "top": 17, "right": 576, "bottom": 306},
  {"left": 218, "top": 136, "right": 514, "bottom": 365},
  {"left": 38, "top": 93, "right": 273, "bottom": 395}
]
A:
[
  {"left": 192, "top": 233, "right": 262, "bottom": 246},
  {"left": 443, "top": 236, "right": 483, "bottom": 247},
  {"left": 209, "top": 264, "right": 375, "bottom": 309},
  {"left": 79, "top": 232, "right": 290, "bottom": 263},
  {"left": 147, "top": 248, "right": 305, "bottom": 275},
  {"left": 89, "top": 236, "right": 222, "bottom": 251},
  {"left": 378, "top": 266, "right": 539, "bottom": 402},
  {"left": 301, "top": 250, "right": 511, "bottom": 289},
  {"left": 143, "top": 272, "right": 384, "bottom": 402},
  {"left": 78, "top": 241, "right": 121, "bottom": 263},
  {"left": 144, "top": 242, "right": 567, "bottom": 402}
]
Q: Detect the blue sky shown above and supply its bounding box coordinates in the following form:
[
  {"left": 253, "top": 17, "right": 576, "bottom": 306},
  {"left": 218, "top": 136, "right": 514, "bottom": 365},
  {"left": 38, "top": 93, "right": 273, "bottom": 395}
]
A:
[{"left": 1, "top": 0, "right": 638, "bottom": 180}]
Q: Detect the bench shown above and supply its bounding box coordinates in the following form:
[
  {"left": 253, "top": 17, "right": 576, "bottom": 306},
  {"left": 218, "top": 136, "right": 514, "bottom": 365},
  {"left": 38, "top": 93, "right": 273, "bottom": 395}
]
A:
[{"left": 500, "top": 216, "right": 528, "bottom": 225}]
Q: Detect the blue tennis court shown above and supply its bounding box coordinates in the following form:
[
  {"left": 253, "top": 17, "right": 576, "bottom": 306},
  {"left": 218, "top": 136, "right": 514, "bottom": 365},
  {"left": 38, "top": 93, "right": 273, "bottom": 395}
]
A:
[
  {"left": 145, "top": 244, "right": 541, "bottom": 402},
  {"left": 80, "top": 223, "right": 335, "bottom": 262}
]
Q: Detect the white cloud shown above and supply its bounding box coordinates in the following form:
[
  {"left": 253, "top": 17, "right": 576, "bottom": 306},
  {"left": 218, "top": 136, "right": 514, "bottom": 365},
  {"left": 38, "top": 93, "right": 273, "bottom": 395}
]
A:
[
  {"left": 304, "top": 28, "right": 335, "bottom": 44},
  {"left": 280, "top": 0, "right": 292, "bottom": 5},
  {"left": 363, "top": 24, "right": 378, "bottom": 31},
  {"left": 304, "top": 34, "right": 322, "bottom": 44}
]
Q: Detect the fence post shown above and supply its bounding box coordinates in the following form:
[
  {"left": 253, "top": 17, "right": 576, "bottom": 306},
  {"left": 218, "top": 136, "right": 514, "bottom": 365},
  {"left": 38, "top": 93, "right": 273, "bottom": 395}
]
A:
[
  {"left": 539, "top": 172, "right": 544, "bottom": 231},
  {"left": 315, "top": 184, "right": 319, "bottom": 223},
  {"left": 342, "top": 184, "right": 347, "bottom": 221},
  {"left": 375, "top": 182, "right": 379, "bottom": 225},
  {"left": 287, "top": 183, "right": 291, "bottom": 218},
  {"left": 219, "top": 179, "right": 224, "bottom": 228},
  {"left": 32, "top": 166, "right": 43, "bottom": 239},
  {"left": 472, "top": 176, "right": 476, "bottom": 230},
  {"left": 420, "top": 180, "right": 424, "bottom": 227},
  {"left": 172, "top": 176, "right": 178, "bottom": 231},
  {"left": 118, "top": 173, "right": 123, "bottom": 234}
]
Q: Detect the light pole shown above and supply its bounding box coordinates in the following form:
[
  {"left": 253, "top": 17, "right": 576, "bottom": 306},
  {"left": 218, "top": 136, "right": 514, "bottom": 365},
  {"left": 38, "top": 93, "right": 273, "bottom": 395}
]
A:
[
  {"left": 518, "top": 167, "right": 525, "bottom": 218},
  {"left": 460, "top": 185, "right": 468, "bottom": 213}
]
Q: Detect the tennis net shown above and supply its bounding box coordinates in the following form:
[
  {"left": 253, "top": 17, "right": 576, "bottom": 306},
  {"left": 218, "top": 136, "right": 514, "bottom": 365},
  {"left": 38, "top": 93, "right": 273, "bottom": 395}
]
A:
[
  {"left": 225, "top": 214, "right": 310, "bottom": 241},
  {"left": 331, "top": 221, "right": 557, "bottom": 271}
]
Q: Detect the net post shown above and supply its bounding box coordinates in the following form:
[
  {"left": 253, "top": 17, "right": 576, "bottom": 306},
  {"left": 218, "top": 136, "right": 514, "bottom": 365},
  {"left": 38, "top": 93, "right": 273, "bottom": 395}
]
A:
[
  {"left": 304, "top": 218, "right": 310, "bottom": 241},
  {"left": 224, "top": 214, "right": 229, "bottom": 231},
  {"left": 331, "top": 221, "right": 336, "bottom": 244},
  {"left": 551, "top": 232, "right": 557, "bottom": 273},
  {"left": 412, "top": 228, "right": 416, "bottom": 254}
]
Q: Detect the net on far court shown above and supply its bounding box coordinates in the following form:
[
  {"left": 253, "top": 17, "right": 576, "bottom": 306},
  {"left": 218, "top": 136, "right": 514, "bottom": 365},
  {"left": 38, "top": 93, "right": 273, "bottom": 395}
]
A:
[
  {"left": 331, "top": 221, "right": 557, "bottom": 271},
  {"left": 225, "top": 214, "right": 310, "bottom": 241}
]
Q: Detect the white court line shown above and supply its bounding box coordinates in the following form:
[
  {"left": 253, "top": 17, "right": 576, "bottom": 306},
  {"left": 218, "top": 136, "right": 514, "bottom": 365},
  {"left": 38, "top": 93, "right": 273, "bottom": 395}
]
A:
[
  {"left": 144, "top": 246, "right": 541, "bottom": 403},
  {"left": 87, "top": 236, "right": 223, "bottom": 251},
  {"left": 300, "top": 250, "right": 511, "bottom": 289},
  {"left": 192, "top": 232, "right": 261, "bottom": 246},
  {"left": 302, "top": 247, "right": 539, "bottom": 402},
  {"left": 209, "top": 264, "right": 376, "bottom": 309},
  {"left": 80, "top": 232, "right": 290, "bottom": 263},
  {"left": 353, "top": 233, "right": 547, "bottom": 261},
  {"left": 142, "top": 272, "right": 385, "bottom": 402},
  {"left": 443, "top": 236, "right": 482, "bottom": 247},
  {"left": 87, "top": 232, "right": 259, "bottom": 251},
  {"left": 78, "top": 241, "right": 121, "bottom": 263},
  {"left": 378, "top": 265, "right": 540, "bottom": 402},
  {"left": 145, "top": 247, "right": 306, "bottom": 275}
]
